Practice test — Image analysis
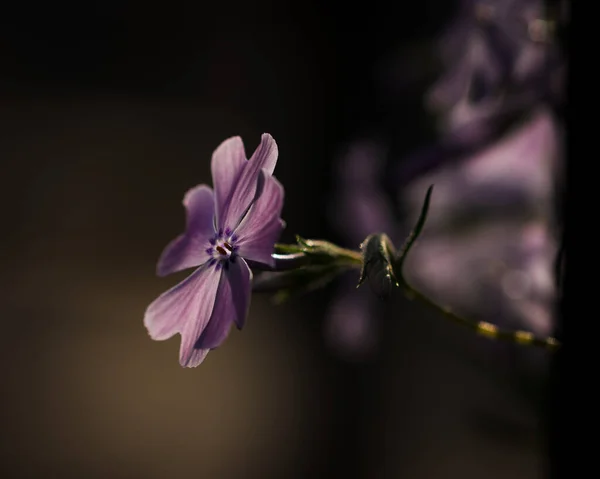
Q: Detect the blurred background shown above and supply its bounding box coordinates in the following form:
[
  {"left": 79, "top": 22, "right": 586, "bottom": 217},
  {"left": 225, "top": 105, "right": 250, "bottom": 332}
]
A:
[{"left": 1, "top": 1, "right": 565, "bottom": 478}]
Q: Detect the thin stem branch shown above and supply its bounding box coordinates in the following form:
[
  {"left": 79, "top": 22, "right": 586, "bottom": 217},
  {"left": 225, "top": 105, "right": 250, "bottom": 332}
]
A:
[
  {"left": 398, "top": 276, "right": 560, "bottom": 351},
  {"left": 395, "top": 184, "right": 561, "bottom": 351}
]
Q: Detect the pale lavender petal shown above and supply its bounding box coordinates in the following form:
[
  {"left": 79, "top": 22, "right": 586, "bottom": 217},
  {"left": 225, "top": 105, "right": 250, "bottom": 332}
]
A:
[
  {"left": 144, "top": 265, "right": 219, "bottom": 342},
  {"left": 143, "top": 264, "right": 221, "bottom": 367},
  {"left": 196, "top": 258, "right": 253, "bottom": 350},
  {"left": 235, "top": 172, "right": 284, "bottom": 267},
  {"left": 182, "top": 348, "right": 210, "bottom": 368},
  {"left": 217, "top": 133, "right": 279, "bottom": 231},
  {"left": 210, "top": 136, "right": 246, "bottom": 229},
  {"left": 157, "top": 185, "right": 216, "bottom": 277}
]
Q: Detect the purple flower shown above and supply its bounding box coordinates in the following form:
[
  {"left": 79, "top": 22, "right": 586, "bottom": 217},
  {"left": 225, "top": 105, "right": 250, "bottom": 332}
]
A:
[
  {"left": 427, "top": 0, "right": 564, "bottom": 144},
  {"left": 144, "top": 134, "right": 285, "bottom": 368},
  {"left": 399, "top": 109, "right": 559, "bottom": 337}
]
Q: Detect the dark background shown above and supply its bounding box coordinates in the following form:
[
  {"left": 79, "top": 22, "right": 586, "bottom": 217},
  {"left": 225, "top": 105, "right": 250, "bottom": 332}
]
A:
[{"left": 1, "top": 2, "right": 559, "bottom": 478}]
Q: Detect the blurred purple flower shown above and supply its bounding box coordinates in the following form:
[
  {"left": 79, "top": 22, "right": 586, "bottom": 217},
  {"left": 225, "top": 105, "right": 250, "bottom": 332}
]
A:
[
  {"left": 330, "top": 141, "right": 399, "bottom": 244},
  {"left": 325, "top": 2, "right": 565, "bottom": 361},
  {"left": 427, "top": 0, "right": 564, "bottom": 144},
  {"left": 401, "top": 108, "right": 559, "bottom": 224},
  {"left": 325, "top": 140, "right": 399, "bottom": 359},
  {"left": 400, "top": 109, "right": 560, "bottom": 336},
  {"left": 144, "top": 134, "right": 285, "bottom": 368}
]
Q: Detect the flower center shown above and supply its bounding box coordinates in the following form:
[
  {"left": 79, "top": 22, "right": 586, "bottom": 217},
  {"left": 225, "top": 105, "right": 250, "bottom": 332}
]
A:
[
  {"left": 215, "top": 241, "right": 233, "bottom": 257},
  {"left": 206, "top": 228, "right": 239, "bottom": 270}
]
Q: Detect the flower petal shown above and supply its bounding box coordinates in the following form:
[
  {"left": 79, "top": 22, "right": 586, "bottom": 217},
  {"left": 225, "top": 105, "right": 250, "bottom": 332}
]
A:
[
  {"left": 196, "top": 258, "right": 253, "bottom": 349},
  {"left": 156, "top": 185, "right": 216, "bottom": 277},
  {"left": 143, "top": 264, "right": 222, "bottom": 367},
  {"left": 235, "top": 172, "right": 284, "bottom": 267},
  {"left": 215, "top": 133, "right": 279, "bottom": 231},
  {"left": 211, "top": 136, "right": 247, "bottom": 230}
]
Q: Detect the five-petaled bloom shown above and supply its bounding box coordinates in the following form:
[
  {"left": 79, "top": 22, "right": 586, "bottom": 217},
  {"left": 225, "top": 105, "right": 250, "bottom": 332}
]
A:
[{"left": 144, "top": 134, "right": 285, "bottom": 367}]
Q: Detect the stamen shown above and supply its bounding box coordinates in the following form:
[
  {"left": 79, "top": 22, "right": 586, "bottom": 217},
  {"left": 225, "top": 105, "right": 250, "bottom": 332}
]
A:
[
  {"left": 223, "top": 242, "right": 233, "bottom": 251},
  {"left": 216, "top": 246, "right": 227, "bottom": 255}
]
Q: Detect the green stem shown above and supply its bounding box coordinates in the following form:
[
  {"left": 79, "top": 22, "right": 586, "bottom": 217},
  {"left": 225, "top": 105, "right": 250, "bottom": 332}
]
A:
[
  {"left": 275, "top": 241, "right": 363, "bottom": 267},
  {"left": 395, "top": 184, "right": 560, "bottom": 351},
  {"left": 397, "top": 275, "right": 560, "bottom": 351}
]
